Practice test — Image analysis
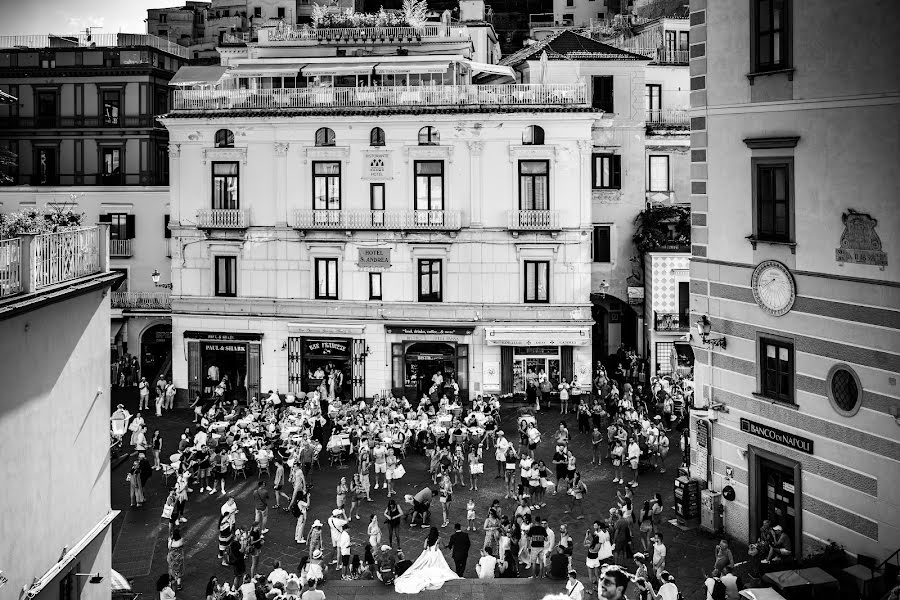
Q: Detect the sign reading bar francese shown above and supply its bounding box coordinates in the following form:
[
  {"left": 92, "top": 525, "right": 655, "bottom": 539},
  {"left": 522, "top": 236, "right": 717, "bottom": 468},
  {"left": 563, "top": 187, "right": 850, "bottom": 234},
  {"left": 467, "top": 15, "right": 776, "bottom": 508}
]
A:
[
  {"left": 740, "top": 418, "right": 814, "bottom": 455},
  {"left": 358, "top": 248, "right": 391, "bottom": 268}
]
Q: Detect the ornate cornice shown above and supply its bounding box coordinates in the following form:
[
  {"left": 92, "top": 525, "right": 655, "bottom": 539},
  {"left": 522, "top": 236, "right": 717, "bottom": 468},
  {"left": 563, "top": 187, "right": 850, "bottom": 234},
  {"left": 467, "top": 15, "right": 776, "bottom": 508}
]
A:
[
  {"left": 274, "top": 142, "right": 290, "bottom": 156},
  {"left": 304, "top": 146, "right": 351, "bottom": 164},
  {"left": 403, "top": 145, "right": 455, "bottom": 164},
  {"left": 592, "top": 189, "right": 623, "bottom": 204},
  {"left": 202, "top": 147, "right": 247, "bottom": 165},
  {"left": 508, "top": 144, "right": 558, "bottom": 163},
  {"left": 167, "top": 143, "right": 181, "bottom": 158}
]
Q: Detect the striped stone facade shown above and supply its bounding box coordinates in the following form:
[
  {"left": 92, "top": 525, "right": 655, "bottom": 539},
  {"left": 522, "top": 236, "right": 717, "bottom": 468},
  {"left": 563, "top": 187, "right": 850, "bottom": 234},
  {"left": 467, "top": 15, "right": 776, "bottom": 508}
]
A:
[{"left": 688, "top": 0, "right": 900, "bottom": 561}]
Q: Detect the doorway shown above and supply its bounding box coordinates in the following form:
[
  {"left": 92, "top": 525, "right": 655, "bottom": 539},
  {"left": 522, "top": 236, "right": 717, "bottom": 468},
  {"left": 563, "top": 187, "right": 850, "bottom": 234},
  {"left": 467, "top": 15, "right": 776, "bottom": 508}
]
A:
[
  {"left": 404, "top": 342, "right": 456, "bottom": 401},
  {"left": 141, "top": 323, "right": 172, "bottom": 381},
  {"left": 749, "top": 446, "right": 802, "bottom": 558}
]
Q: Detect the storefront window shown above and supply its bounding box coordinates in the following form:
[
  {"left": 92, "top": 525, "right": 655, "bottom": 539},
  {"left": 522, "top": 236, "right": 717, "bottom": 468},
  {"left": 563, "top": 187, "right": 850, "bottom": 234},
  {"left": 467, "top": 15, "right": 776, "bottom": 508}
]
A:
[{"left": 512, "top": 346, "right": 560, "bottom": 394}]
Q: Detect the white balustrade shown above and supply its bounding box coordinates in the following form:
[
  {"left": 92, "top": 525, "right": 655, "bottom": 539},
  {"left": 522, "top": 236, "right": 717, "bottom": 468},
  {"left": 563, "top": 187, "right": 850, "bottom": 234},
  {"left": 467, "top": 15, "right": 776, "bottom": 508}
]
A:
[
  {"left": 110, "top": 238, "right": 133, "bottom": 257},
  {"left": 0, "top": 237, "right": 22, "bottom": 298},
  {"left": 293, "top": 209, "right": 461, "bottom": 230},
  {"left": 508, "top": 210, "right": 561, "bottom": 230},
  {"left": 264, "top": 24, "right": 468, "bottom": 43},
  {"left": 646, "top": 108, "right": 689, "bottom": 126},
  {"left": 196, "top": 209, "right": 249, "bottom": 228},
  {"left": 32, "top": 227, "right": 102, "bottom": 289}
]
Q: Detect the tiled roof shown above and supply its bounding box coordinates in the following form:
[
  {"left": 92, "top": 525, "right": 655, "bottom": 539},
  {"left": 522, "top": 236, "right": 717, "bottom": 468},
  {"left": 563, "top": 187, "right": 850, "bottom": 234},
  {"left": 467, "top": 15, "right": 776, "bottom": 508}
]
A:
[
  {"left": 165, "top": 106, "right": 596, "bottom": 118},
  {"left": 500, "top": 30, "right": 650, "bottom": 67}
]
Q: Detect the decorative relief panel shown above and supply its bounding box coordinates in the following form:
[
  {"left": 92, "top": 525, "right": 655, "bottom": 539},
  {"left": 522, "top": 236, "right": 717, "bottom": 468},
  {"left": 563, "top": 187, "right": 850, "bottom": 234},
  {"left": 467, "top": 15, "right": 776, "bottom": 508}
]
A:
[
  {"left": 403, "top": 145, "right": 454, "bottom": 163},
  {"left": 304, "top": 146, "right": 351, "bottom": 163},
  {"left": 508, "top": 144, "right": 558, "bottom": 163},
  {"left": 592, "top": 190, "right": 623, "bottom": 204},
  {"left": 202, "top": 147, "right": 247, "bottom": 165}
]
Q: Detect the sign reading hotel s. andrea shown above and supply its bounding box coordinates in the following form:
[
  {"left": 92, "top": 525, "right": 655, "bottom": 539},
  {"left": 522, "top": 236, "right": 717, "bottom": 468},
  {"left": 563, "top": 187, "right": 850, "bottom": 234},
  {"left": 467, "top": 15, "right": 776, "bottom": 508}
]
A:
[
  {"left": 740, "top": 418, "right": 814, "bottom": 454},
  {"left": 358, "top": 248, "right": 391, "bottom": 268}
]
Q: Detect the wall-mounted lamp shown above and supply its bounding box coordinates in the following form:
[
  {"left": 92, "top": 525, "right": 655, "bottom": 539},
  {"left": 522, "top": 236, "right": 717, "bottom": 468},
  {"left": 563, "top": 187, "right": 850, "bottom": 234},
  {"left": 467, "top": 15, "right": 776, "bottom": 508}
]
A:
[
  {"left": 360, "top": 345, "right": 371, "bottom": 358},
  {"left": 598, "top": 280, "right": 610, "bottom": 298},
  {"left": 75, "top": 573, "right": 104, "bottom": 584},
  {"left": 281, "top": 341, "right": 287, "bottom": 350},
  {"left": 151, "top": 269, "right": 173, "bottom": 289},
  {"left": 696, "top": 315, "right": 726, "bottom": 349}
]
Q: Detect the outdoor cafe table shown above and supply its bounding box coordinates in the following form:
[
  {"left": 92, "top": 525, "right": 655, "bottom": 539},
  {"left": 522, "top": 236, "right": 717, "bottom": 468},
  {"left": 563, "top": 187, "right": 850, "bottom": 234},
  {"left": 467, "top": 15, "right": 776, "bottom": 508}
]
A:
[{"left": 763, "top": 567, "right": 839, "bottom": 600}]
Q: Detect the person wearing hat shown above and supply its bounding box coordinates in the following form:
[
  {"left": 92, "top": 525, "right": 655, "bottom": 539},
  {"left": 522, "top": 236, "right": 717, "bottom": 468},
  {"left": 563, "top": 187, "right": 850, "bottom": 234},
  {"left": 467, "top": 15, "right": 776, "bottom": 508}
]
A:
[
  {"left": 566, "top": 569, "right": 586, "bottom": 600},
  {"left": 765, "top": 525, "right": 792, "bottom": 563},
  {"left": 306, "top": 519, "right": 324, "bottom": 555},
  {"left": 377, "top": 544, "right": 397, "bottom": 584},
  {"left": 327, "top": 509, "right": 348, "bottom": 564},
  {"left": 306, "top": 549, "right": 325, "bottom": 585}
]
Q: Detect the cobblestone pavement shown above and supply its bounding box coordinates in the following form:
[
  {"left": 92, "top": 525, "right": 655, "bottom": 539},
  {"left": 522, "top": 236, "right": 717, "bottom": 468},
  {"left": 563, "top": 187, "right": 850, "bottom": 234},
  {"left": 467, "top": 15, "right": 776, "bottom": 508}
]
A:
[{"left": 110, "top": 389, "right": 737, "bottom": 600}]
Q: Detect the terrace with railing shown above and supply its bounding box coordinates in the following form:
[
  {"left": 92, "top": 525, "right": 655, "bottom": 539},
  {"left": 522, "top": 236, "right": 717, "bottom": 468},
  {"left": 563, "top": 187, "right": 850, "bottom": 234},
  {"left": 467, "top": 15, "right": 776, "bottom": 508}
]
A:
[
  {"left": 0, "top": 227, "right": 103, "bottom": 299},
  {"left": 258, "top": 23, "right": 468, "bottom": 45},
  {"left": 0, "top": 33, "right": 190, "bottom": 59},
  {"left": 111, "top": 291, "right": 171, "bottom": 310},
  {"left": 646, "top": 108, "right": 690, "bottom": 127},
  {"left": 655, "top": 311, "right": 689, "bottom": 332},
  {"left": 293, "top": 209, "right": 461, "bottom": 231},
  {"left": 172, "top": 83, "right": 588, "bottom": 111}
]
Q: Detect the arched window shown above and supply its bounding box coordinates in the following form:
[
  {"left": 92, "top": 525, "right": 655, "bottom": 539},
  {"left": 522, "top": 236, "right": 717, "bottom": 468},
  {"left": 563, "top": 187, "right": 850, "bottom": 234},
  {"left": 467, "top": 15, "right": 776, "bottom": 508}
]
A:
[
  {"left": 315, "top": 127, "right": 336, "bottom": 147},
  {"left": 418, "top": 126, "right": 439, "bottom": 146},
  {"left": 215, "top": 129, "right": 234, "bottom": 148},
  {"left": 370, "top": 127, "right": 385, "bottom": 147},
  {"left": 523, "top": 125, "right": 544, "bottom": 145}
]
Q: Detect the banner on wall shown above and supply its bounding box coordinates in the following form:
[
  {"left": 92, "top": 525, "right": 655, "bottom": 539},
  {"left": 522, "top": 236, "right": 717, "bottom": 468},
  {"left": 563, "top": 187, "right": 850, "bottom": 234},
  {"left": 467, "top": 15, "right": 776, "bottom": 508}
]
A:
[{"left": 482, "top": 361, "right": 501, "bottom": 393}]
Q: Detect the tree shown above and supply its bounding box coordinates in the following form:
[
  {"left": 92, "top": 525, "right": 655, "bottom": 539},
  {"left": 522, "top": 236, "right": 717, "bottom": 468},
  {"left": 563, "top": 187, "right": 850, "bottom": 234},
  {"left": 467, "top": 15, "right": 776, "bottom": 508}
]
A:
[
  {"left": 402, "top": 0, "right": 428, "bottom": 29},
  {"left": 632, "top": 205, "right": 690, "bottom": 258}
]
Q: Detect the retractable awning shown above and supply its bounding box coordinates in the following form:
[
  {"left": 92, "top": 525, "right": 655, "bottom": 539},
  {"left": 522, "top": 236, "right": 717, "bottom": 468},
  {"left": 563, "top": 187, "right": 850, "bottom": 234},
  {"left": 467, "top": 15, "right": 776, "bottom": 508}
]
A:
[
  {"left": 466, "top": 61, "right": 515, "bottom": 79},
  {"left": 168, "top": 65, "right": 227, "bottom": 87},
  {"left": 375, "top": 61, "right": 450, "bottom": 74},
  {"left": 485, "top": 326, "right": 591, "bottom": 346},
  {"left": 230, "top": 63, "right": 303, "bottom": 76},
  {"left": 301, "top": 62, "right": 380, "bottom": 76}
]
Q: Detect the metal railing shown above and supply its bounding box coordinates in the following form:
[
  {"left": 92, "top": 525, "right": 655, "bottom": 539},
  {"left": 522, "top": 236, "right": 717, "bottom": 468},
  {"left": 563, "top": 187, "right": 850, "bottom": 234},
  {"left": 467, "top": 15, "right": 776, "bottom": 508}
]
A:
[
  {"left": 111, "top": 290, "right": 171, "bottom": 310},
  {"left": 32, "top": 227, "right": 101, "bottom": 289},
  {"left": 655, "top": 311, "right": 689, "bottom": 332},
  {"left": 262, "top": 24, "right": 468, "bottom": 43},
  {"left": 0, "top": 116, "right": 159, "bottom": 129},
  {"left": 508, "top": 210, "right": 561, "bottom": 230},
  {"left": 173, "top": 83, "right": 588, "bottom": 111},
  {"left": 196, "top": 209, "right": 249, "bottom": 228},
  {"left": 0, "top": 238, "right": 22, "bottom": 298},
  {"left": 293, "top": 209, "right": 461, "bottom": 230},
  {"left": 656, "top": 48, "right": 689, "bottom": 64},
  {"left": 110, "top": 239, "right": 133, "bottom": 258},
  {"left": 0, "top": 33, "right": 190, "bottom": 58},
  {"left": 221, "top": 32, "right": 251, "bottom": 44},
  {"left": 646, "top": 108, "right": 689, "bottom": 126}
]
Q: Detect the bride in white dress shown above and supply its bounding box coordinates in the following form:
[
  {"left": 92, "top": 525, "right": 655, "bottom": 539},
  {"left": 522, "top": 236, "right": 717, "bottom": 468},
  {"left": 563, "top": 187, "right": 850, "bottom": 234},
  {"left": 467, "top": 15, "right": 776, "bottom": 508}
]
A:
[{"left": 394, "top": 526, "right": 461, "bottom": 594}]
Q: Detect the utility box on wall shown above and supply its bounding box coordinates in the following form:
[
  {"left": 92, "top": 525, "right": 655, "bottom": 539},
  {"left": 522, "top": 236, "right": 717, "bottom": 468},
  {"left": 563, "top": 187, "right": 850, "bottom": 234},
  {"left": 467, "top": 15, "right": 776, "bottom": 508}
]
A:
[{"left": 700, "top": 489, "right": 722, "bottom": 533}]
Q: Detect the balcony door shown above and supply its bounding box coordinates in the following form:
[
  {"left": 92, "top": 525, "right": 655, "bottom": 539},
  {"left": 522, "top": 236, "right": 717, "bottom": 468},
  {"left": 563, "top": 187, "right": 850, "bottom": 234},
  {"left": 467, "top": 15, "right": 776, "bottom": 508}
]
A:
[
  {"left": 645, "top": 84, "right": 661, "bottom": 122},
  {"left": 313, "top": 161, "right": 341, "bottom": 225},
  {"left": 678, "top": 281, "right": 689, "bottom": 327},
  {"left": 36, "top": 91, "right": 57, "bottom": 127},
  {"left": 34, "top": 147, "right": 58, "bottom": 185}
]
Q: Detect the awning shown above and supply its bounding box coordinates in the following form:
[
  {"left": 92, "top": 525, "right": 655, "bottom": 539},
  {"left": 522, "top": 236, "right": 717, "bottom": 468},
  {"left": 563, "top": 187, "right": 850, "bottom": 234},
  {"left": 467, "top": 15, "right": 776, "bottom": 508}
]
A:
[
  {"left": 168, "top": 65, "right": 227, "bottom": 87},
  {"left": 301, "top": 62, "right": 380, "bottom": 76},
  {"left": 111, "top": 319, "right": 125, "bottom": 345},
  {"left": 466, "top": 61, "right": 515, "bottom": 79},
  {"left": 230, "top": 63, "right": 303, "bottom": 76},
  {"left": 375, "top": 61, "right": 450, "bottom": 74},
  {"left": 485, "top": 326, "right": 591, "bottom": 347}
]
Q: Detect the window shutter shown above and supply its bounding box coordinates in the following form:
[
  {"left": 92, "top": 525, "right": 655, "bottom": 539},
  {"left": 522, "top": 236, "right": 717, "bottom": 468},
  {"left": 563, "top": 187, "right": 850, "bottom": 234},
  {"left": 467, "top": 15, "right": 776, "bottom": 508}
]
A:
[
  {"left": 561, "top": 346, "right": 574, "bottom": 382},
  {"left": 164, "top": 214, "right": 171, "bottom": 239},
  {"left": 126, "top": 214, "right": 136, "bottom": 239},
  {"left": 391, "top": 343, "right": 404, "bottom": 397},
  {"left": 611, "top": 155, "right": 622, "bottom": 188},
  {"left": 593, "top": 226, "right": 611, "bottom": 262},
  {"left": 500, "top": 346, "right": 514, "bottom": 394}
]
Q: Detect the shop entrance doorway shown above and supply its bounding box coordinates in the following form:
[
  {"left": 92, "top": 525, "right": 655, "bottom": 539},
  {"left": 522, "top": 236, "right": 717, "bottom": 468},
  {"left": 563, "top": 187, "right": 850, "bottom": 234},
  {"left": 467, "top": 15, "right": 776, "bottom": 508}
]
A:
[
  {"left": 187, "top": 335, "right": 261, "bottom": 404},
  {"left": 404, "top": 342, "right": 456, "bottom": 401},
  {"left": 749, "top": 446, "right": 802, "bottom": 559},
  {"left": 141, "top": 324, "right": 171, "bottom": 382}
]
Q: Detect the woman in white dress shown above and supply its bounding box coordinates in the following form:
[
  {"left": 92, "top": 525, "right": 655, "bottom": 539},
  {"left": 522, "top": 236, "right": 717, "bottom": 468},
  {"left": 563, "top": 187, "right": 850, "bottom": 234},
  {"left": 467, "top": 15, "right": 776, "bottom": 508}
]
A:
[{"left": 394, "top": 526, "right": 460, "bottom": 593}]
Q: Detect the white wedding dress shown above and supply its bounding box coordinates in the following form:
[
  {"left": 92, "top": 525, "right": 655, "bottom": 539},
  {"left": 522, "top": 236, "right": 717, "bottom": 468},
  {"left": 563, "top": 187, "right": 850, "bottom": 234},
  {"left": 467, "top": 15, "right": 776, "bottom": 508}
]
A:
[{"left": 394, "top": 542, "right": 461, "bottom": 594}]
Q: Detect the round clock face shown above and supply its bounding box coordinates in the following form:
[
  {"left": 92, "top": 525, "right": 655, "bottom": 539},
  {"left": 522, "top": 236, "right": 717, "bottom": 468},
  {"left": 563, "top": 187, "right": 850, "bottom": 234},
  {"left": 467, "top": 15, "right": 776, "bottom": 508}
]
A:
[{"left": 751, "top": 261, "right": 796, "bottom": 316}]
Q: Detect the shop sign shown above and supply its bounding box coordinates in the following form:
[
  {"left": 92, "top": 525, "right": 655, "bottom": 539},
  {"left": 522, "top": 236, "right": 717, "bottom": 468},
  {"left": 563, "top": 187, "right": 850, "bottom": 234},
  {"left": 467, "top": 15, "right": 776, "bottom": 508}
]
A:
[
  {"left": 362, "top": 151, "right": 392, "bottom": 180},
  {"left": 740, "top": 418, "right": 814, "bottom": 454},
  {"left": 358, "top": 248, "right": 392, "bottom": 268},
  {"left": 386, "top": 325, "right": 474, "bottom": 336},
  {"left": 203, "top": 343, "right": 245, "bottom": 352},
  {"left": 304, "top": 339, "right": 349, "bottom": 356},
  {"left": 486, "top": 327, "right": 590, "bottom": 346},
  {"left": 627, "top": 286, "right": 645, "bottom": 305},
  {"left": 154, "top": 330, "right": 172, "bottom": 343},
  {"left": 185, "top": 331, "right": 263, "bottom": 342}
]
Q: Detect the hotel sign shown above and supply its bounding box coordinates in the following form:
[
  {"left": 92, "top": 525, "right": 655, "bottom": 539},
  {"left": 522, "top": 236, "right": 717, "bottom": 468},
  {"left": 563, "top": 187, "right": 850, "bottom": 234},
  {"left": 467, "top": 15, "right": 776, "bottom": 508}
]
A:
[
  {"left": 363, "top": 151, "right": 392, "bottom": 180},
  {"left": 357, "top": 247, "right": 392, "bottom": 268},
  {"left": 740, "top": 418, "right": 814, "bottom": 455}
]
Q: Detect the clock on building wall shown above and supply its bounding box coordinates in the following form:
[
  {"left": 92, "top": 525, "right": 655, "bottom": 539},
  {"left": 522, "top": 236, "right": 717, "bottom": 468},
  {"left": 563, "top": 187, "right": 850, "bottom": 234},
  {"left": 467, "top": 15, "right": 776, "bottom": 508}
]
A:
[{"left": 751, "top": 260, "right": 796, "bottom": 316}]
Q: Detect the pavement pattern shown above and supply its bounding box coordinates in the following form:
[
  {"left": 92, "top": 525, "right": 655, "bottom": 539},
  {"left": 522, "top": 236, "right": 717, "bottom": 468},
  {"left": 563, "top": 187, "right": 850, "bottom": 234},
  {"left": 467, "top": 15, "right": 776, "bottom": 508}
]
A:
[{"left": 110, "top": 388, "right": 740, "bottom": 600}]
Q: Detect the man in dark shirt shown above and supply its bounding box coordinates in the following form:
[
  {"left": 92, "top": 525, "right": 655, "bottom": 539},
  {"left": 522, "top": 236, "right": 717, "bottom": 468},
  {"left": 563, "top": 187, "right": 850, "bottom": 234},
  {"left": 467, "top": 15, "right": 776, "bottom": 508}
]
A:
[
  {"left": 254, "top": 479, "right": 270, "bottom": 534},
  {"left": 446, "top": 523, "right": 471, "bottom": 577},
  {"left": 549, "top": 546, "right": 569, "bottom": 580},
  {"left": 377, "top": 545, "right": 397, "bottom": 583},
  {"left": 527, "top": 517, "right": 548, "bottom": 578},
  {"left": 395, "top": 551, "right": 412, "bottom": 576},
  {"left": 137, "top": 452, "right": 153, "bottom": 489},
  {"left": 613, "top": 511, "right": 632, "bottom": 565}
]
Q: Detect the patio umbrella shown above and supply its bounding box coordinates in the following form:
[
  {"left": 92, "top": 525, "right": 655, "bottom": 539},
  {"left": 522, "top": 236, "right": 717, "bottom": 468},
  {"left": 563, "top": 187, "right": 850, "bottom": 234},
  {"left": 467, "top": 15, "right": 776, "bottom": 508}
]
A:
[
  {"left": 539, "top": 50, "right": 549, "bottom": 85},
  {"left": 110, "top": 569, "right": 130, "bottom": 592}
]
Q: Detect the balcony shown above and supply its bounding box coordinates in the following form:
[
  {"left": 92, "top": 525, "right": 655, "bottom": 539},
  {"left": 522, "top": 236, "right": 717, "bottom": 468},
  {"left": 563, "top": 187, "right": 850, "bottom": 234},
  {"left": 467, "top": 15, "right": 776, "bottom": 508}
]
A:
[
  {"left": 655, "top": 49, "right": 689, "bottom": 64},
  {"left": 507, "top": 210, "right": 561, "bottom": 233},
  {"left": 655, "top": 311, "right": 689, "bottom": 332},
  {"left": 0, "top": 116, "right": 160, "bottom": 129},
  {"left": 172, "top": 83, "right": 588, "bottom": 112},
  {"left": 293, "top": 209, "right": 462, "bottom": 232},
  {"left": 111, "top": 290, "right": 171, "bottom": 310},
  {"left": 197, "top": 209, "right": 249, "bottom": 229},
  {"left": 0, "top": 227, "right": 102, "bottom": 298},
  {"left": 259, "top": 24, "right": 468, "bottom": 45},
  {"left": 109, "top": 238, "right": 133, "bottom": 258},
  {"left": 646, "top": 108, "right": 689, "bottom": 127},
  {"left": 0, "top": 33, "right": 189, "bottom": 59}
]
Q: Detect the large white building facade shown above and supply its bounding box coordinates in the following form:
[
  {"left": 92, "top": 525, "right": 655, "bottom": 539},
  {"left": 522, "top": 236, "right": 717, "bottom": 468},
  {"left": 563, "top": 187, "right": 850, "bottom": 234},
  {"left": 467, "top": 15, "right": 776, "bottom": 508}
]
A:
[
  {"left": 689, "top": 0, "right": 900, "bottom": 563},
  {"left": 163, "top": 5, "right": 597, "bottom": 402}
]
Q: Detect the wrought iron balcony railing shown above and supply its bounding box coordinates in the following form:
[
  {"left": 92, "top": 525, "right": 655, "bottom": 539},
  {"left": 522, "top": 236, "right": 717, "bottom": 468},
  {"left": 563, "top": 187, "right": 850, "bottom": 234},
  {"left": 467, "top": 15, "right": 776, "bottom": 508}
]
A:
[
  {"left": 196, "top": 209, "right": 249, "bottom": 229},
  {"left": 110, "top": 239, "right": 133, "bottom": 258},
  {"left": 655, "top": 311, "right": 689, "bottom": 332},
  {"left": 293, "top": 209, "right": 461, "bottom": 231},
  {"left": 508, "top": 210, "right": 561, "bottom": 230},
  {"left": 111, "top": 290, "right": 171, "bottom": 310}
]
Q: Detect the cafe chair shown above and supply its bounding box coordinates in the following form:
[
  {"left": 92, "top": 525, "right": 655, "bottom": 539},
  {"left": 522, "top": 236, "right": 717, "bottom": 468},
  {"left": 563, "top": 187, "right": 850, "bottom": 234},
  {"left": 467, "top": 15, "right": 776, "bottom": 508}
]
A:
[
  {"left": 161, "top": 464, "right": 176, "bottom": 487},
  {"left": 232, "top": 457, "right": 248, "bottom": 480},
  {"left": 256, "top": 455, "right": 271, "bottom": 477},
  {"left": 312, "top": 449, "right": 322, "bottom": 471},
  {"left": 329, "top": 446, "right": 345, "bottom": 467}
]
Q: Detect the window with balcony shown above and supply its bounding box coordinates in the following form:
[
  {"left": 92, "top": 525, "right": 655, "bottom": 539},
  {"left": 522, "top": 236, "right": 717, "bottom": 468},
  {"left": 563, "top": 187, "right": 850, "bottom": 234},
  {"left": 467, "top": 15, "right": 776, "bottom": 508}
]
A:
[
  {"left": 645, "top": 84, "right": 661, "bottom": 121},
  {"left": 593, "top": 225, "right": 611, "bottom": 262},
  {"left": 369, "top": 272, "right": 382, "bottom": 300},
  {"left": 418, "top": 126, "right": 440, "bottom": 146},
  {"left": 313, "top": 161, "right": 341, "bottom": 216},
  {"left": 108, "top": 213, "right": 129, "bottom": 239},
  {"left": 753, "top": 159, "right": 793, "bottom": 242},
  {"left": 414, "top": 161, "right": 444, "bottom": 211},
  {"left": 648, "top": 155, "right": 670, "bottom": 192},
  {"left": 370, "top": 127, "right": 385, "bottom": 147},
  {"left": 215, "top": 255, "right": 237, "bottom": 297},
  {"left": 315, "top": 257, "right": 339, "bottom": 299},
  {"left": 212, "top": 162, "right": 239, "bottom": 209},
  {"left": 102, "top": 90, "right": 121, "bottom": 125},
  {"left": 315, "top": 127, "right": 335, "bottom": 147},
  {"left": 524, "top": 260, "right": 550, "bottom": 303},
  {"left": 759, "top": 337, "right": 793, "bottom": 404},
  {"left": 370, "top": 182, "right": 385, "bottom": 226},
  {"left": 418, "top": 259, "right": 442, "bottom": 302},
  {"left": 592, "top": 154, "right": 621, "bottom": 189},
  {"left": 752, "top": 0, "right": 791, "bottom": 72},
  {"left": 277, "top": 6, "right": 286, "bottom": 18},
  {"left": 215, "top": 129, "right": 234, "bottom": 148},
  {"left": 101, "top": 147, "right": 122, "bottom": 185},
  {"left": 519, "top": 160, "right": 549, "bottom": 210},
  {"left": 591, "top": 76, "right": 613, "bottom": 113},
  {"left": 523, "top": 125, "right": 545, "bottom": 145}
]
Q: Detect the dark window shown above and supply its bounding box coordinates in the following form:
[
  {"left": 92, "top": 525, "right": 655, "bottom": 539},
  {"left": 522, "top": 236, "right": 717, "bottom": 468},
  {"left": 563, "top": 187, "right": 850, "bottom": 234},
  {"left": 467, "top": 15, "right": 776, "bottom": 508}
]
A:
[
  {"left": 212, "top": 162, "right": 239, "bottom": 209},
  {"left": 164, "top": 214, "right": 171, "bottom": 239},
  {"left": 592, "top": 76, "right": 613, "bottom": 112},
  {"left": 753, "top": 0, "right": 790, "bottom": 71},
  {"left": 313, "top": 161, "right": 341, "bottom": 210},
  {"left": 592, "top": 154, "right": 621, "bottom": 189},
  {"left": 566, "top": 0, "right": 574, "bottom": 6},
  {"left": 159, "top": 29, "right": 167, "bottom": 38},
  {"left": 370, "top": 182, "right": 385, "bottom": 226},
  {"left": 315, "top": 127, "right": 335, "bottom": 147},
  {"left": 108, "top": 213, "right": 128, "bottom": 239},
  {"left": 314, "top": 257, "right": 339, "bottom": 299},
  {"left": 524, "top": 260, "right": 550, "bottom": 303},
  {"left": 100, "top": 147, "right": 122, "bottom": 185},
  {"left": 156, "top": 90, "right": 168, "bottom": 115},
  {"left": 827, "top": 365, "right": 861, "bottom": 416},
  {"left": 760, "top": 338, "right": 793, "bottom": 403},
  {"left": 414, "top": 161, "right": 444, "bottom": 211},
  {"left": 418, "top": 259, "right": 442, "bottom": 302},
  {"left": 678, "top": 281, "right": 690, "bottom": 323},
  {"left": 215, "top": 129, "right": 234, "bottom": 148},
  {"left": 36, "top": 91, "right": 57, "bottom": 127},
  {"left": 277, "top": 6, "right": 286, "bottom": 18},
  {"left": 34, "top": 147, "right": 58, "bottom": 185},
  {"left": 523, "top": 125, "right": 544, "bottom": 145},
  {"left": 418, "top": 126, "right": 439, "bottom": 145},
  {"left": 518, "top": 160, "right": 549, "bottom": 210},
  {"left": 370, "top": 127, "right": 385, "bottom": 146},
  {"left": 102, "top": 90, "right": 120, "bottom": 125},
  {"left": 215, "top": 256, "right": 237, "bottom": 297},
  {"left": 159, "top": 14, "right": 167, "bottom": 23},
  {"left": 648, "top": 155, "right": 670, "bottom": 192},
  {"left": 369, "top": 272, "right": 382, "bottom": 300},
  {"left": 756, "top": 162, "right": 790, "bottom": 241},
  {"left": 254, "top": 6, "right": 262, "bottom": 17},
  {"left": 645, "top": 84, "right": 661, "bottom": 120},
  {"left": 593, "top": 226, "right": 611, "bottom": 262}
]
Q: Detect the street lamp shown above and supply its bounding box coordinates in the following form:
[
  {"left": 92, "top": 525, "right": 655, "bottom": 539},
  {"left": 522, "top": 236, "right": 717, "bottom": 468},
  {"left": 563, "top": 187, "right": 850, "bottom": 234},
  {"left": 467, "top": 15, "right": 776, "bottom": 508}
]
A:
[
  {"left": 151, "top": 269, "right": 173, "bottom": 289},
  {"left": 696, "top": 314, "right": 726, "bottom": 349}
]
